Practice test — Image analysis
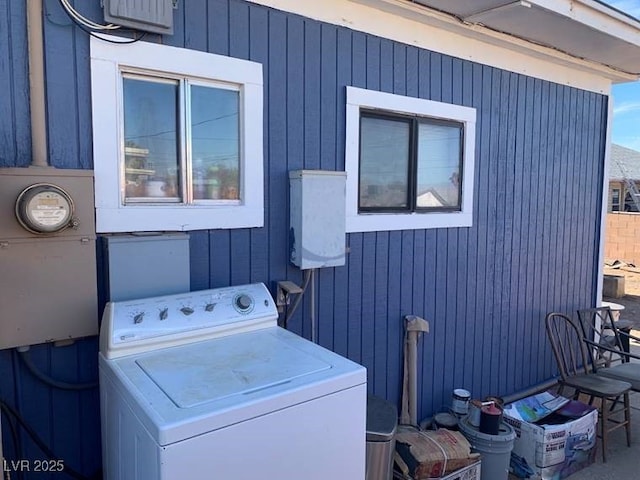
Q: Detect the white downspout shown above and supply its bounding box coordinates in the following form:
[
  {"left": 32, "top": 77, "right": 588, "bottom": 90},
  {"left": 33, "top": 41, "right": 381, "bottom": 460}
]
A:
[
  {"left": 596, "top": 88, "right": 614, "bottom": 306},
  {"left": 27, "top": 0, "right": 48, "bottom": 167}
]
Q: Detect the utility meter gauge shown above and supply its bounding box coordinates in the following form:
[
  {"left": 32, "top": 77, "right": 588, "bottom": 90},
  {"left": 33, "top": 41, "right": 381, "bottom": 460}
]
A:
[{"left": 15, "top": 183, "right": 76, "bottom": 234}]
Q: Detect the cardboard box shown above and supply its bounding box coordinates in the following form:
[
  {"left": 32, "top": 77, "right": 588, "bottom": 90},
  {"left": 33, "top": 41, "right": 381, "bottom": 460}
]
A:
[
  {"left": 504, "top": 395, "right": 597, "bottom": 480},
  {"left": 395, "top": 429, "right": 480, "bottom": 479}
]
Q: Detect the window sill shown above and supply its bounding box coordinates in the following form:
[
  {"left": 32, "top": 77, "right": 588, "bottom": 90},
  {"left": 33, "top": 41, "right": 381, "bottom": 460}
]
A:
[
  {"left": 346, "top": 211, "right": 472, "bottom": 233},
  {"left": 96, "top": 205, "right": 264, "bottom": 233}
]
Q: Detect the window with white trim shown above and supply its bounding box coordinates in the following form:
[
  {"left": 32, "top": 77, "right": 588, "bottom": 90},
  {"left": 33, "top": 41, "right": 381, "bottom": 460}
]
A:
[
  {"left": 90, "top": 36, "right": 263, "bottom": 233},
  {"left": 345, "top": 87, "right": 476, "bottom": 232}
]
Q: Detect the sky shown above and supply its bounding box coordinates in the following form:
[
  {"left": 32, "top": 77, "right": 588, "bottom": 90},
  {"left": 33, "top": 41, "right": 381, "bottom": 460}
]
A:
[{"left": 604, "top": 0, "right": 640, "bottom": 151}]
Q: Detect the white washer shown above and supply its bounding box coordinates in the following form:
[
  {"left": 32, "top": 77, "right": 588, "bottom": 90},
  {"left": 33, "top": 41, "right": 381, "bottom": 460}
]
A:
[{"left": 99, "top": 283, "right": 366, "bottom": 480}]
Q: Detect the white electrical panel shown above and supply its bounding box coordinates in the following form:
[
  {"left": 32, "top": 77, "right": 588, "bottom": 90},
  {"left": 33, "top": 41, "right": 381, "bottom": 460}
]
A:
[{"left": 289, "top": 170, "right": 346, "bottom": 270}]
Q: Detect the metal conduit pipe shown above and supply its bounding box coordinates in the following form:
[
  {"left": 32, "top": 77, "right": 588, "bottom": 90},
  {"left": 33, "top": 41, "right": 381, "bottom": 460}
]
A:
[
  {"left": 501, "top": 378, "right": 559, "bottom": 405},
  {"left": 18, "top": 349, "right": 98, "bottom": 390},
  {"left": 1, "top": 0, "right": 49, "bottom": 471},
  {"left": 310, "top": 269, "right": 316, "bottom": 343},
  {"left": 27, "top": 0, "right": 48, "bottom": 167}
]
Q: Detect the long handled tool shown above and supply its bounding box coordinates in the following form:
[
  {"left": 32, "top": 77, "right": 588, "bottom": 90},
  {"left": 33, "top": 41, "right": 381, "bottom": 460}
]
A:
[{"left": 400, "top": 315, "right": 430, "bottom": 427}]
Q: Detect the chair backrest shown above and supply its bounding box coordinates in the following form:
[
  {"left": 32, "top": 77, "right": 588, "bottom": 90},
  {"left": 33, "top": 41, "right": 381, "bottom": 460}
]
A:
[
  {"left": 545, "top": 312, "right": 593, "bottom": 380},
  {"left": 576, "top": 307, "right": 625, "bottom": 369}
]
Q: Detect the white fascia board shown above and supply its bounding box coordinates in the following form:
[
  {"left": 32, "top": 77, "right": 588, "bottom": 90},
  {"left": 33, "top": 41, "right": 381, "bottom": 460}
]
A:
[
  {"left": 245, "top": 0, "right": 623, "bottom": 92},
  {"left": 532, "top": 0, "right": 640, "bottom": 46}
]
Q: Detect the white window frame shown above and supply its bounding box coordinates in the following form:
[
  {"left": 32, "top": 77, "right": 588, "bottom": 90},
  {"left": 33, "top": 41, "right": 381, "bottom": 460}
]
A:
[
  {"left": 90, "top": 36, "right": 264, "bottom": 233},
  {"left": 345, "top": 86, "right": 476, "bottom": 232}
]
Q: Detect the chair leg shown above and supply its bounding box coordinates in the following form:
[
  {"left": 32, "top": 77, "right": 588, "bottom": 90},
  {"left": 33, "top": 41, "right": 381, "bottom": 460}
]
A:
[
  {"left": 601, "top": 397, "right": 608, "bottom": 463},
  {"left": 625, "top": 393, "right": 632, "bottom": 447}
]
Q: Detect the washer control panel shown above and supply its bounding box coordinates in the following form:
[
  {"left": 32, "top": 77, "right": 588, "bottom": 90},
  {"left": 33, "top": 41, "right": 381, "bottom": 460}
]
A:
[{"left": 100, "top": 283, "right": 278, "bottom": 358}]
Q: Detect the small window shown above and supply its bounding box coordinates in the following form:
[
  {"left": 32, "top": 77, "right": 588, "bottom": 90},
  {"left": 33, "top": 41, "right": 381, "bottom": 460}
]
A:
[
  {"left": 611, "top": 188, "right": 621, "bottom": 212},
  {"left": 91, "top": 37, "right": 263, "bottom": 233},
  {"left": 346, "top": 87, "right": 476, "bottom": 232}
]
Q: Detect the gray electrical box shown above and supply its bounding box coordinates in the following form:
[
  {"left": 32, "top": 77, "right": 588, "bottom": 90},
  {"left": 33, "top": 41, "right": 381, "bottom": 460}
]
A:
[
  {"left": 103, "top": 233, "right": 190, "bottom": 302},
  {"left": 289, "top": 170, "right": 346, "bottom": 270},
  {"left": 104, "top": 0, "right": 174, "bottom": 35},
  {"left": 0, "top": 167, "right": 97, "bottom": 350}
]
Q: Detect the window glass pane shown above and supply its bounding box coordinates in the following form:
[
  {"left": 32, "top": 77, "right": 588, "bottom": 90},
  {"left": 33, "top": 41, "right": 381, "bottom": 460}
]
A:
[
  {"left": 123, "top": 77, "right": 181, "bottom": 202},
  {"left": 191, "top": 85, "right": 240, "bottom": 201},
  {"left": 416, "top": 121, "right": 462, "bottom": 209},
  {"left": 359, "top": 116, "right": 410, "bottom": 209},
  {"left": 612, "top": 188, "right": 620, "bottom": 211}
]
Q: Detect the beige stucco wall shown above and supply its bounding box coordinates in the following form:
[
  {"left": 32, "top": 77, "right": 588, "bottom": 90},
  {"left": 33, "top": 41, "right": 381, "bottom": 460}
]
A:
[{"left": 605, "top": 212, "right": 640, "bottom": 264}]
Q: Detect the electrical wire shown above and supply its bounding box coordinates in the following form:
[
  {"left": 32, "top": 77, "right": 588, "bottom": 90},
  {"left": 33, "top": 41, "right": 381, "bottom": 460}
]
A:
[
  {"left": 17, "top": 350, "right": 97, "bottom": 391},
  {"left": 283, "top": 270, "right": 313, "bottom": 329},
  {"left": 310, "top": 268, "right": 316, "bottom": 343},
  {"left": 86, "top": 30, "right": 147, "bottom": 44},
  {"left": 55, "top": 0, "right": 147, "bottom": 45},
  {"left": 0, "top": 401, "right": 90, "bottom": 480},
  {"left": 1, "top": 410, "right": 23, "bottom": 480},
  {"left": 58, "top": 0, "right": 119, "bottom": 30}
]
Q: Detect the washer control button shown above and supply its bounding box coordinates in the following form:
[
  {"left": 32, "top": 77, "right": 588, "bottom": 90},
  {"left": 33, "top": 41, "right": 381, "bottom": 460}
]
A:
[{"left": 235, "top": 294, "right": 253, "bottom": 311}]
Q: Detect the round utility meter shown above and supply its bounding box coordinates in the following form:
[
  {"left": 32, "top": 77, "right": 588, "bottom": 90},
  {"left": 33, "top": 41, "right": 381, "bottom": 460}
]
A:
[{"left": 15, "top": 183, "right": 75, "bottom": 234}]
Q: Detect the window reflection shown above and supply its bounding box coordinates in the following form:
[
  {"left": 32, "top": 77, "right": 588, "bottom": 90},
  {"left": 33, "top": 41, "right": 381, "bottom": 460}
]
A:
[
  {"left": 359, "top": 116, "right": 410, "bottom": 209},
  {"left": 416, "top": 122, "right": 462, "bottom": 210},
  {"left": 123, "top": 77, "right": 181, "bottom": 202},
  {"left": 191, "top": 85, "right": 240, "bottom": 201}
]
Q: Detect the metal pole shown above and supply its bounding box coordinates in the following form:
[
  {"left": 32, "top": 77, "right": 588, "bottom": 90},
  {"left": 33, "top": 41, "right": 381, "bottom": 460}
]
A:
[{"left": 27, "top": 0, "right": 48, "bottom": 167}]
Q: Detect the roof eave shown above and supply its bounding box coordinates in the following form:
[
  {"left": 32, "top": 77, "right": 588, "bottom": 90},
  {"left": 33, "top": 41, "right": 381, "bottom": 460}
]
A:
[{"left": 352, "top": 0, "right": 640, "bottom": 82}]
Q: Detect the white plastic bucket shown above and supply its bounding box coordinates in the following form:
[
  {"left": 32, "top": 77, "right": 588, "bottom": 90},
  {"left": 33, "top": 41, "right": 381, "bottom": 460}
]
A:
[{"left": 459, "top": 416, "right": 516, "bottom": 480}]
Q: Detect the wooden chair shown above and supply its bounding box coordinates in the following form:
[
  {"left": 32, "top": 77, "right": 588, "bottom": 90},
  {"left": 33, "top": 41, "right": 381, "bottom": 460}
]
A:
[
  {"left": 577, "top": 307, "right": 640, "bottom": 394},
  {"left": 545, "top": 312, "right": 632, "bottom": 462}
]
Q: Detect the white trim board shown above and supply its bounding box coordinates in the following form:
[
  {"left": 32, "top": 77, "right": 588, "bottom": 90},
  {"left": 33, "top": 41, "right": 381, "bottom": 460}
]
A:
[
  {"left": 597, "top": 99, "right": 615, "bottom": 305},
  {"left": 245, "top": 0, "right": 618, "bottom": 93}
]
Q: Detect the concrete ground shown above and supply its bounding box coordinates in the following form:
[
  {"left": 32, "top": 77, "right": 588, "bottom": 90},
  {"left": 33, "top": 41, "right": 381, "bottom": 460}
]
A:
[
  {"left": 564, "top": 390, "right": 640, "bottom": 479},
  {"left": 564, "top": 271, "right": 640, "bottom": 479}
]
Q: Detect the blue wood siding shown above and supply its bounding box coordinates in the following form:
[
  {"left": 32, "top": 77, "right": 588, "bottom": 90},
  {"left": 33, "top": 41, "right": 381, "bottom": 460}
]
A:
[
  {"left": 0, "top": 0, "right": 30, "bottom": 167},
  {"left": 0, "top": 0, "right": 606, "bottom": 477}
]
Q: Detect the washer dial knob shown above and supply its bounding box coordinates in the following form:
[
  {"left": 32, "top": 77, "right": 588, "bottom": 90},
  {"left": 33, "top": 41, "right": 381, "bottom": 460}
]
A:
[{"left": 235, "top": 294, "right": 253, "bottom": 311}]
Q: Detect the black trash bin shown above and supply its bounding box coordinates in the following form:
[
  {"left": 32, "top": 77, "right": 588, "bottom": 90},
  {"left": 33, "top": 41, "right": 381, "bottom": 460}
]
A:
[{"left": 366, "top": 395, "right": 398, "bottom": 480}]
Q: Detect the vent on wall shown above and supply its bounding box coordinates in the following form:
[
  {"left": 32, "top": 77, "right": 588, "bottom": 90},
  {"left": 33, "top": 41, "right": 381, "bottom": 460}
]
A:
[{"left": 103, "top": 0, "right": 175, "bottom": 35}]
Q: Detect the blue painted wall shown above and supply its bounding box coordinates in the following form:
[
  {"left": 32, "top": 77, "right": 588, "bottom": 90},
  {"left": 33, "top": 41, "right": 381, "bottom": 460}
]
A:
[{"left": 0, "top": 0, "right": 606, "bottom": 477}]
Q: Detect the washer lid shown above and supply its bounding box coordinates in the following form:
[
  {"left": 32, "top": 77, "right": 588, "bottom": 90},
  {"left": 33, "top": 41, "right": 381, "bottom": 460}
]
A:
[
  {"left": 136, "top": 331, "right": 331, "bottom": 408},
  {"left": 101, "top": 326, "right": 367, "bottom": 446}
]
